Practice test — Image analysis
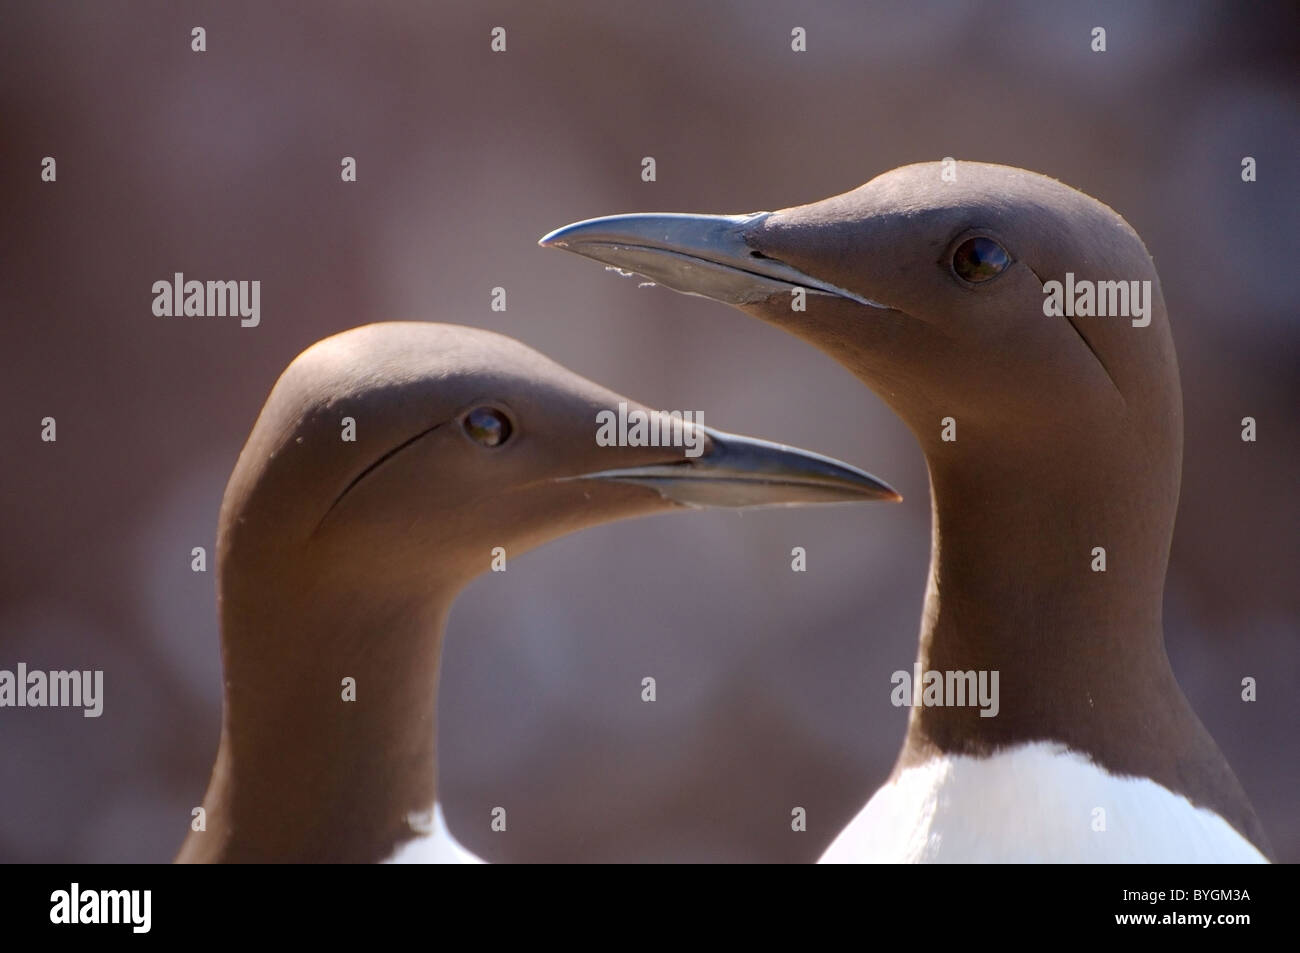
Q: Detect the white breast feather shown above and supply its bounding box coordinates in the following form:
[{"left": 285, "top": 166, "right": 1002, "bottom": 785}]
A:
[
  {"left": 819, "top": 742, "right": 1268, "bottom": 863},
  {"left": 383, "top": 802, "right": 485, "bottom": 864}
]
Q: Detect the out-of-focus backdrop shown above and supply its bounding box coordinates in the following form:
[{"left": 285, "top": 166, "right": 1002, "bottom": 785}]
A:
[{"left": 1, "top": 1, "right": 1296, "bottom": 863}]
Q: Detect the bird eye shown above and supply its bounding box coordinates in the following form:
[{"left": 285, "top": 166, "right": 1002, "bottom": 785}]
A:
[
  {"left": 951, "top": 237, "right": 1010, "bottom": 283},
  {"left": 462, "top": 407, "right": 512, "bottom": 447}
]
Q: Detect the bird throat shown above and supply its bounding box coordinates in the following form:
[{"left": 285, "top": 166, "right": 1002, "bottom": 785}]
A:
[
  {"left": 179, "top": 569, "right": 454, "bottom": 863},
  {"left": 900, "top": 448, "right": 1177, "bottom": 767}
]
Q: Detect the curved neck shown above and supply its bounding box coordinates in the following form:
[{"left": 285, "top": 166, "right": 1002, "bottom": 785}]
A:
[
  {"left": 894, "top": 441, "right": 1270, "bottom": 855},
  {"left": 178, "top": 569, "right": 453, "bottom": 863},
  {"left": 904, "top": 446, "right": 1176, "bottom": 761}
]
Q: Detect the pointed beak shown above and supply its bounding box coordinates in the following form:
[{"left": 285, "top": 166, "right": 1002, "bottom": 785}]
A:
[
  {"left": 539, "top": 212, "right": 887, "bottom": 309},
  {"left": 541, "top": 215, "right": 898, "bottom": 506},
  {"left": 572, "top": 425, "right": 900, "bottom": 507}
]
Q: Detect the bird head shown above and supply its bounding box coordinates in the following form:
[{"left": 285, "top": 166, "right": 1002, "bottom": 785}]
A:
[
  {"left": 541, "top": 162, "right": 1181, "bottom": 474},
  {"left": 218, "top": 322, "right": 897, "bottom": 601}
]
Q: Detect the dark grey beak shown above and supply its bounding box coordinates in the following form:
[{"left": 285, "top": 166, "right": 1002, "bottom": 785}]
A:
[
  {"left": 574, "top": 424, "right": 900, "bottom": 507},
  {"left": 539, "top": 213, "right": 886, "bottom": 309}
]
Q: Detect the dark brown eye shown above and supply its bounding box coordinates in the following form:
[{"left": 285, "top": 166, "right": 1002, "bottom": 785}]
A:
[
  {"left": 952, "top": 237, "right": 1010, "bottom": 283},
  {"left": 462, "top": 407, "right": 512, "bottom": 447}
]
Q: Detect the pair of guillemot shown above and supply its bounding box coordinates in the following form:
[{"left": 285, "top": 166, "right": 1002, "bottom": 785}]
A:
[{"left": 180, "top": 162, "right": 1269, "bottom": 863}]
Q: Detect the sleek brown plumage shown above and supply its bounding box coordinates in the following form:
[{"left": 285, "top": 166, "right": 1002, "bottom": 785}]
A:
[
  {"left": 542, "top": 162, "right": 1271, "bottom": 861},
  {"left": 178, "top": 321, "right": 896, "bottom": 862}
]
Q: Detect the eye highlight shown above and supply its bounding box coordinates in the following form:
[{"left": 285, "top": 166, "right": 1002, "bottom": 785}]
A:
[
  {"left": 461, "top": 406, "right": 512, "bottom": 447},
  {"left": 952, "top": 237, "right": 1010, "bottom": 284}
]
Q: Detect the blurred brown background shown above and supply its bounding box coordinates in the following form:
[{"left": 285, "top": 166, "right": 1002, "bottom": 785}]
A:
[{"left": 1, "top": 0, "right": 1296, "bottom": 863}]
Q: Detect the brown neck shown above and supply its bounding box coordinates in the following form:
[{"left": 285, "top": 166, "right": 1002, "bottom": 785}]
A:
[
  {"left": 903, "top": 441, "right": 1174, "bottom": 760},
  {"left": 178, "top": 566, "right": 453, "bottom": 863},
  {"left": 894, "top": 436, "right": 1271, "bottom": 855}
]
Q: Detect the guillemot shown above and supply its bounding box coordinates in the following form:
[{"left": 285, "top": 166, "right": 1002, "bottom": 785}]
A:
[
  {"left": 540, "top": 161, "right": 1272, "bottom": 862},
  {"left": 176, "top": 321, "right": 898, "bottom": 863}
]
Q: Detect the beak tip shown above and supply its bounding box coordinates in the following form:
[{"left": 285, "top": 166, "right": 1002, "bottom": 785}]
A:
[{"left": 537, "top": 226, "right": 571, "bottom": 248}]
